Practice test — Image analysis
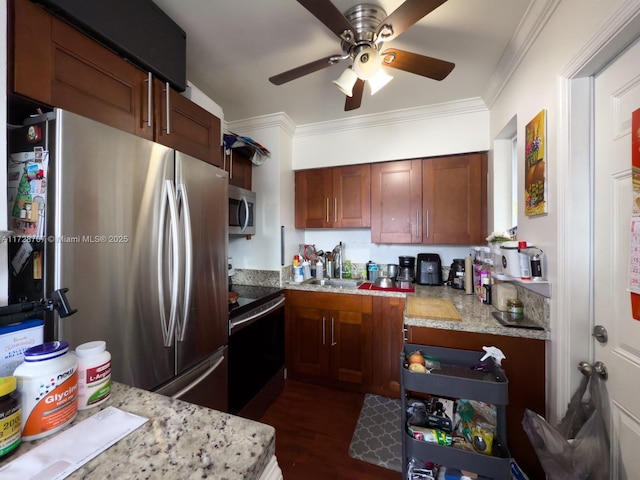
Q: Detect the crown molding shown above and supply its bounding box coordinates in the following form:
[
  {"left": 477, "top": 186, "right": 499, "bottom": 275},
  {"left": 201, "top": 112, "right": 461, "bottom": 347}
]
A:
[
  {"left": 226, "top": 112, "right": 297, "bottom": 137},
  {"left": 483, "top": 0, "right": 561, "bottom": 108},
  {"left": 294, "top": 97, "right": 488, "bottom": 138}
]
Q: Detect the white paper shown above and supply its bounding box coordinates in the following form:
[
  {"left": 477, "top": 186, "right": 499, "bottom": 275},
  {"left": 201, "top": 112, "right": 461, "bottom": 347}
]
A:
[
  {"left": 629, "top": 215, "right": 640, "bottom": 294},
  {"left": 0, "top": 406, "right": 148, "bottom": 480}
]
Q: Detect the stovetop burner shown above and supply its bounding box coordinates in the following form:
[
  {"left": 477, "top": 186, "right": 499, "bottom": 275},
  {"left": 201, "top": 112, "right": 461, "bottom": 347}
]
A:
[{"left": 228, "top": 284, "right": 283, "bottom": 319}]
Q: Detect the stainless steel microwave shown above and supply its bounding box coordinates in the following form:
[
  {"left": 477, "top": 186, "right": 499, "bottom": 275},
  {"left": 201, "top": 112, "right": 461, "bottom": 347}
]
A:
[{"left": 228, "top": 185, "right": 256, "bottom": 235}]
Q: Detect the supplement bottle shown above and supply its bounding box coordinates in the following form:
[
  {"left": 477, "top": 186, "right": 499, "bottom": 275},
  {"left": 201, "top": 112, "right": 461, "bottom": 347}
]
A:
[
  {"left": 14, "top": 341, "right": 78, "bottom": 441},
  {"left": 0, "top": 376, "right": 21, "bottom": 459},
  {"left": 75, "top": 341, "right": 112, "bottom": 410}
]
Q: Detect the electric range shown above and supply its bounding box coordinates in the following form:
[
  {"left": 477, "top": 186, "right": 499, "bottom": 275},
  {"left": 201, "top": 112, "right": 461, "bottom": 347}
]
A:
[{"left": 228, "top": 284, "right": 285, "bottom": 419}]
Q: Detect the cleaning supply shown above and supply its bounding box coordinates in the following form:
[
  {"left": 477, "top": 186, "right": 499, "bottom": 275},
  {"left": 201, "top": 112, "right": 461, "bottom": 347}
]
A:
[
  {"left": 75, "top": 341, "right": 112, "bottom": 410},
  {"left": 13, "top": 341, "right": 78, "bottom": 441},
  {"left": 0, "top": 376, "right": 21, "bottom": 459}
]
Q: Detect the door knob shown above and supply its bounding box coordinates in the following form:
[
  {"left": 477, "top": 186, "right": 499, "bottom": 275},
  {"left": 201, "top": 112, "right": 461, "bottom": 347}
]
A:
[{"left": 578, "top": 360, "right": 608, "bottom": 380}]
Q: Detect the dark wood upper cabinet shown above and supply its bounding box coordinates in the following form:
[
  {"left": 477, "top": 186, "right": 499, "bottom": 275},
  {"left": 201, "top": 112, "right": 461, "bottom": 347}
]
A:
[
  {"left": 370, "top": 159, "right": 423, "bottom": 243},
  {"left": 295, "top": 164, "right": 370, "bottom": 229},
  {"left": 155, "top": 79, "right": 222, "bottom": 166},
  {"left": 223, "top": 148, "right": 253, "bottom": 190},
  {"left": 371, "top": 154, "right": 487, "bottom": 244},
  {"left": 423, "top": 153, "right": 487, "bottom": 245},
  {"left": 10, "top": 0, "right": 222, "bottom": 167}
]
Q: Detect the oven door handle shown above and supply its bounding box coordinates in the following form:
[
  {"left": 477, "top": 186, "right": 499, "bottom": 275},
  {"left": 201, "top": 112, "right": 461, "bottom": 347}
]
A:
[{"left": 230, "top": 296, "right": 285, "bottom": 333}]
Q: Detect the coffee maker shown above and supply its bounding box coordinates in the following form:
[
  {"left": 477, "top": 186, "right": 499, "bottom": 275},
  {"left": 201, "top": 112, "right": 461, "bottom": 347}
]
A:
[{"left": 398, "top": 256, "right": 416, "bottom": 281}]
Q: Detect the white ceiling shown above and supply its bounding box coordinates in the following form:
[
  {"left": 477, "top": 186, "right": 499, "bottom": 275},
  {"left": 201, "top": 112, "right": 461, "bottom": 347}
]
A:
[{"left": 152, "top": 0, "right": 534, "bottom": 126}]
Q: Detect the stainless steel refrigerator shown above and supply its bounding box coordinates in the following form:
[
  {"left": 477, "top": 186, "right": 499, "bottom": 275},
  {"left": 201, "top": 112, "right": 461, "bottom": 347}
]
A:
[{"left": 7, "top": 109, "right": 229, "bottom": 411}]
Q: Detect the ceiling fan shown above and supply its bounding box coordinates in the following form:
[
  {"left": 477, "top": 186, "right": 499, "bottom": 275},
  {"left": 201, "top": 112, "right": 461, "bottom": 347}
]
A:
[{"left": 268, "top": 0, "right": 455, "bottom": 112}]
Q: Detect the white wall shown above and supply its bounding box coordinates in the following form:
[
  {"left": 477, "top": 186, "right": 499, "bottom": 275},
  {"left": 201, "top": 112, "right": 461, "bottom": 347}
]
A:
[
  {"left": 293, "top": 98, "right": 489, "bottom": 169},
  {"left": 226, "top": 114, "right": 299, "bottom": 271},
  {"left": 488, "top": 0, "right": 627, "bottom": 422}
]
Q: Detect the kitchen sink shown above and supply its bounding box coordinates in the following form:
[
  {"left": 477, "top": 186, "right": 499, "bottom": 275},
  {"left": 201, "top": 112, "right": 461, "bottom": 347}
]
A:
[{"left": 307, "top": 278, "right": 363, "bottom": 288}]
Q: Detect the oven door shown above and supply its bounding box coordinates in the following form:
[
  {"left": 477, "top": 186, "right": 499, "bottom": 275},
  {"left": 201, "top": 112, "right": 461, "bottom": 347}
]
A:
[{"left": 228, "top": 295, "right": 285, "bottom": 416}]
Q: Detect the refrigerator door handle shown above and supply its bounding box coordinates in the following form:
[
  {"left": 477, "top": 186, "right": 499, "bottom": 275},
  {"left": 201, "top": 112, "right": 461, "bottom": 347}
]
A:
[
  {"left": 158, "top": 179, "right": 180, "bottom": 347},
  {"left": 176, "top": 183, "right": 193, "bottom": 342},
  {"left": 169, "top": 355, "right": 224, "bottom": 400}
]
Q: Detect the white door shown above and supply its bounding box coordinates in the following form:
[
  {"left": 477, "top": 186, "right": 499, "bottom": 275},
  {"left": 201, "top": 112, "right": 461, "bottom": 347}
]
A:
[{"left": 594, "top": 36, "right": 640, "bottom": 480}]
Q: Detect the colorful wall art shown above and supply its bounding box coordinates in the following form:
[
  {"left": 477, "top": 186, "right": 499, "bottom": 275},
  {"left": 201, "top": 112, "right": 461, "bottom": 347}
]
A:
[{"left": 524, "top": 109, "right": 547, "bottom": 216}]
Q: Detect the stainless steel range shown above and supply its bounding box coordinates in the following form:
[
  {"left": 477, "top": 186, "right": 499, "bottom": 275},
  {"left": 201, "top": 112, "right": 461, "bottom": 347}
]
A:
[{"left": 228, "top": 285, "right": 285, "bottom": 419}]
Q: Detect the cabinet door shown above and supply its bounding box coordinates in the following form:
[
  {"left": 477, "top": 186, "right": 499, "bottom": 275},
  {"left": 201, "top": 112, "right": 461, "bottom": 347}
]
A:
[
  {"left": 155, "top": 79, "right": 222, "bottom": 167},
  {"left": 332, "top": 164, "right": 371, "bottom": 228},
  {"left": 371, "top": 160, "right": 422, "bottom": 243},
  {"left": 225, "top": 148, "right": 253, "bottom": 190},
  {"left": 10, "top": 0, "right": 52, "bottom": 104},
  {"left": 295, "top": 169, "right": 333, "bottom": 228},
  {"left": 371, "top": 296, "right": 405, "bottom": 397},
  {"left": 50, "top": 17, "right": 153, "bottom": 140},
  {"left": 423, "top": 153, "right": 487, "bottom": 244},
  {"left": 330, "top": 303, "right": 372, "bottom": 387},
  {"left": 288, "top": 304, "right": 331, "bottom": 379}
]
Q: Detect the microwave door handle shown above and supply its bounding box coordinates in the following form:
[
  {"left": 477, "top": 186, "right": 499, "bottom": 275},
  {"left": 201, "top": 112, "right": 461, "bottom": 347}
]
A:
[{"left": 241, "top": 196, "right": 249, "bottom": 233}]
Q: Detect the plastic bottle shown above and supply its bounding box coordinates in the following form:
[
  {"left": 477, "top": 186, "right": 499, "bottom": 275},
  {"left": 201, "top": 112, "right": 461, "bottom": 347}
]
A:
[
  {"left": 75, "top": 341, "right": 112, "bottom": 411},
  {"left": 14, "top": 341, "right": 78, "bottom": 441},
  {"left": 344, "top": 260, "right": 352, "bottom": 279},
  {"left": 0, "top": 377, "right": 21, "bottom": 459},
  {"left": 315, "top": 260, "right": 324, "bottom": 279},
  {"left": 302, "top": 261, "right": 311, "bottom": 280}
]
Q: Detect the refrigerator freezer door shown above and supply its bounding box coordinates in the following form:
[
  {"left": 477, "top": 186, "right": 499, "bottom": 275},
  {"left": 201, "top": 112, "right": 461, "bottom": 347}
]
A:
[
  {"left": 155, "top": 345, "right": 228, "bottom": 412},
  {"left": 53, "top": 110, "right": 176, "bottom": 390},
  {"left": 174, "top": 152, "right": 228, "bottom": 373}
]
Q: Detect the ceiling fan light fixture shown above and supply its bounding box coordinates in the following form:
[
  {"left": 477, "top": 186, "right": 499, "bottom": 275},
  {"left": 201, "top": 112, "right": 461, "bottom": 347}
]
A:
[
  {"left": 353, "top": 47, "right": 381, "bottom": 80},
  {"left": 333, "top": 66, "right": 358, "bottom": 97},
  {"left": 369, "top": 68, "right": 393, "bottom": 95}
]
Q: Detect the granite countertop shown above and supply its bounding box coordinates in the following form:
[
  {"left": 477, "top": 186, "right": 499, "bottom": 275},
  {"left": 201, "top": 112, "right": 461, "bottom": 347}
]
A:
[
  {"left": 285, "top": 280, "right": 549, "bottom": 341},
  {"left": 0, "top": 382, "right": 275, "bottom": 479}
]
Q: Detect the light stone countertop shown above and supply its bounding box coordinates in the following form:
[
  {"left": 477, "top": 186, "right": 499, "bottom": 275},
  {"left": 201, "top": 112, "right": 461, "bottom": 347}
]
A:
[
  {"left": 0, "top": 382, "right": 275, "bottom": 479},
  {"left": 285, "top": 280, "right": 549, "bottom": 341}
]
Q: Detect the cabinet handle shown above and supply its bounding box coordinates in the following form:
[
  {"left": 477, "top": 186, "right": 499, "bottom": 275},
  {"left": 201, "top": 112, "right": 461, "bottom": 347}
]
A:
[
  {"left": 331, "top": 317, "right": 337, "bottom": 346},
  {"left": 322, "top": 317, "right": 326, "bottom": 345},
  {"left": 326, "top": 198, "right": 330, "bottom": 223},
  {"left": 334, "top": 198, "right": 338, "bottom": 223},
  {"left": 416, "top": 210, "right": 420, "bottom": 238},
  {"left": 144, "top": 72, "right": 153, "bottom": 128},
  {"left": 425, "top": 210, "right": 429, "bottom": 239},
  {"left": 229, "top": 150, "right": 233, "bottom": 179},
  {"left": 163, "top": 81, "right": 171, "bottom": 134}
]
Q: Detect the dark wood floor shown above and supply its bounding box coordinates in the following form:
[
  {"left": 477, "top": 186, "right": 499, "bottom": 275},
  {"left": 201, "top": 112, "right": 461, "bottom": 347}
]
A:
[{"left": 258, "top": 380, "right": 402, "bottom": 480}]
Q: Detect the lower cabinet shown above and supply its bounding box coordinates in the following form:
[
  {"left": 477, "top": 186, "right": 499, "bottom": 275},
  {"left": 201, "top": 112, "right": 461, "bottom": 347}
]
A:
[
  {"left": 370, "top": 296, "right": 406, "bottom": 398},
  {"left": 286, "top": 290, "right": 372, "bottom": 391},
  {"left": 406, "top": 326, "right": 546, "bottom": 480}
]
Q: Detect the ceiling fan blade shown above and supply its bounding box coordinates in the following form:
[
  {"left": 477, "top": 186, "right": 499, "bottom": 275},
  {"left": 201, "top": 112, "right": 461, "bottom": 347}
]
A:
[
  {"left": 377, "top": 0, "right": 447, "bottom": 41},
  {"left": 297, "top": 0, "right": 354, "bottom": 40},
  {"left": 382, "top": 48, "right": 454, "bottom": 81},
  {"left": 269, "top": 56, "right": 342, "bottom": 85},
  {"left": 345, "top": 79, "right": 365, "bottom": 111}
]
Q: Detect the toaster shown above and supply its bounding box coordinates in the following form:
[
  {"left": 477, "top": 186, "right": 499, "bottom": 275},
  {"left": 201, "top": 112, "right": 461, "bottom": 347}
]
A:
[{"left": 416, "top": 253, "right": 443, "bottom": 285}]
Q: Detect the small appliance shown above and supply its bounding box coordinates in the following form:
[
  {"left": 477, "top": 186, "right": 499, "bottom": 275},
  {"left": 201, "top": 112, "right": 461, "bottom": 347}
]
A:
[
  {"left": 398, "top": 256, "right": 416, "bottom": 282},
  {"left": 416, "top": 253, "right": 443, "bottom": 285},
  {"left": 448, "top": 258, "right": 466, "bottom": 290},
  {"left": 228, "top": 185, "right": 256, "bottom": 236}
]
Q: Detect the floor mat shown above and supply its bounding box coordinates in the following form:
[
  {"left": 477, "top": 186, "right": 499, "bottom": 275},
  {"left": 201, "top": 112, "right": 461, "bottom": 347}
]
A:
[{"left": 348, "top": 393, "right": 402, "bottom": 472}]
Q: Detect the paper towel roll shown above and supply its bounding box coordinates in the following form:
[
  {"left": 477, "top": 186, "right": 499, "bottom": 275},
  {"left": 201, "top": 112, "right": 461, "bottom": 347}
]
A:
[{"left": 464, "top": 256, "right": 473, "bottom": 294}]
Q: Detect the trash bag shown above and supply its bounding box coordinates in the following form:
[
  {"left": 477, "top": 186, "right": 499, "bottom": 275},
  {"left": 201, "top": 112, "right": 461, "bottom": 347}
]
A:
[{"left": 522, "top": 374, "right": 610, "bottom": 480}]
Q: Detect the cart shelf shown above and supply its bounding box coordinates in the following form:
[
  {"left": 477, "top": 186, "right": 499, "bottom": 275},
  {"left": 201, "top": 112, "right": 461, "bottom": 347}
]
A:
[{"left": 401, "top": 344, "right": 512, "bottom": 480}]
